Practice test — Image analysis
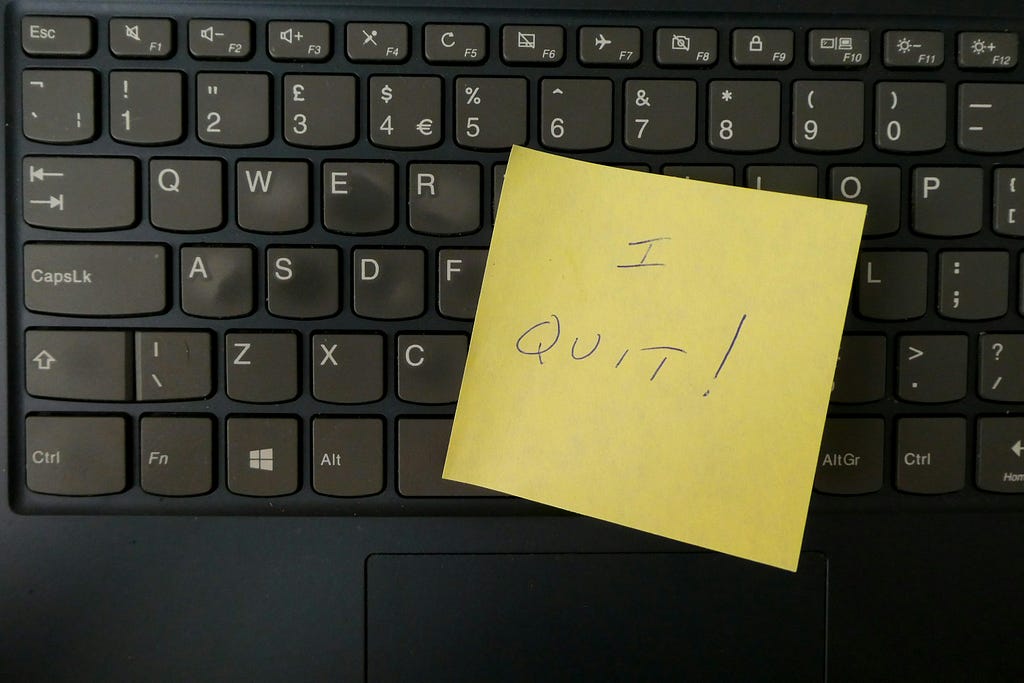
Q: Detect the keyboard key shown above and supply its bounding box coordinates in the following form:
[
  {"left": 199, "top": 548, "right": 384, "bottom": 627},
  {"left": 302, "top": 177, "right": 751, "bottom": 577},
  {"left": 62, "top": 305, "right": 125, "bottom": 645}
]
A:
[
  {"left": 150, "top": 159, "right": 225, "bottom": 232},
  {"left": 624, "top": 80, "right": 696, "bottom": 152},
  {"left": 958, "top": 31, "right": 1018, "bottom": 69},
  {"left": 140, "top": 416, "right": 214, "bottom": 496},
  {"left": 976, "top": 417, "right": 1024, "bottom": 492},
  {"left": 237, "top": 161, "right": 309, "bottom": 233},
  {"left": 313, "top": 418, "right": 384, "bottom": 496},
  {"left": 439, "top": 249, "right": 488, "bottom": 319},
  {"left": 898, "top": 335, "right": 968, "bottom": 403},
  {"left": 744, "top": 166, "right": 817, "bottom": 196},
  {"left": 655, "top": 28, "right": 717, "bottom": 66},
  {"left": 829, "top": 167, "right": 901, "bottom": 236},
  {"left": 979, "top": 334, "right": 1024, "bottom": 402},
  {"left": 883, "top": 30, "right": 943, "bottom": 67},
  {"left": 502, "top": 25, "right": 564, "bottom": 64},
  {"left": 135, "top": 331, "right": 213, "bottom": 401},
  {"left": 180, "top": 246, "right": 254, "bottom": 318},
  {"left": 912, "top": 167, "right": 982, "bottom": 237},
  {"left": 398, "top": 419, "right": 502, "bottom": 496},
  {"left": 188, "top": 19, "right": 252, "bottom": 59},
  {"left": 323, "top": 162, "right": 396, "bottom": 234},
  {"left": 24, "top": 243, "right": 166, "bottom": 316},
  {"left": 662, "top": 165, "right": 734, "bottom": 185},
  {"left": 857, "top": 251, "right": 927, "bottom": 320},
  {"left": 958, "top": 83, "right": 1024, "bottom": 153},
  {"left": 708, "top": 80, "right": 780, "bottom": 152},
  {"left": 352, "top": 249, "right": 425, "bottom": 319},
  {"left": 225, "top": 332, "right": 299, "bottom": 403},
  {"left": 109, "top": 18, "right": 174, "bottom": 58},
  {"left": 807, "top": 30, "right": 869, "bottom": 67},
  {"left": 831, "top": 335, "right": 886, "bottom": 404},
  {"left": 398, "top": 335, "right": 468, "bottom": 404},
  {"left": 408, "top": 163, "right": 481, "bottom": 235},
  {"left": 994, "top": 168, "right": 1024, "bottom": 236},
  {"left": 896, "top": 418, "right": 966, "bottom": 494},
  {"left": 23, "top": 16, "right": 93, "bottom": 56},
  {"left": 875, "top": 82, "right": 946, "bottom": 153},
  {"left": 284, "top": 75, "right": 356, "bottom": 148},
  {"left": 23, "top": 70, "right": 95, "bottom": 143},
  {"left": 369, "top": 76, "right": 442, "bottom": 149},
  {"left": 26, "top": 416, "right": 125, "bottom": 496},
  {"left": 227, "top": 417, "right": 299, "bottom": 497},
  {"left": 424, "top": 24, "right": 487, "bottom": 63},
  {"left": 312, "top": 334, "right": 385, "bottom": 404},
  {"left": 346, "top": 22, "right": 409, "bottom": 62},
  {"left": 110, "top": 71, "right": 184, "bottom": 144},
  {"left": 23, "top": 157, "right": 135, "bottom": 230},
  {"left": 938, "top": 251, "right": 1008, "bottom": 320},
  {"left": 814, "top": 418, "right": 883, "bottom": 494},
  {"left": 579, "top": 26, "right": 641, "bottom": 66},
  {"left": 268, "top": 21, "right": 331, "bottom": 61},
  {"left": 540, "top": 78, "right": 613, "bottom": 151},
  {"left": 455, "top": 77, "right": 528, "bottom": 150},
  {"left": 791, "top": 81, "right": 863, "bottom": 152},
  {"left": 267, "top": 247, "right": 340, "bottom": 318},
  {"left": 197, "top": 73, "right": 270, "bottom": 146},
  {"left": 25, "top": 329, "right": 130, "bottom": 401},
  {"left": 732, "top": 29, "right": 793, "bottom": 67}
]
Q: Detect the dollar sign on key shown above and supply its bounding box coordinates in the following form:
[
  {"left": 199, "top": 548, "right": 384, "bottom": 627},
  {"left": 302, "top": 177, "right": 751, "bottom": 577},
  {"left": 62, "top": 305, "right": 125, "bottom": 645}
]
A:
[{"left": 380, "top": 84, "right": 393, "bottom": 104}]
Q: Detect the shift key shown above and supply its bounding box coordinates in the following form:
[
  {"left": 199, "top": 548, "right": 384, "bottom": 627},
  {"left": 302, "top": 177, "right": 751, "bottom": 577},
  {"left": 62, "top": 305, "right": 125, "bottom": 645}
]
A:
[{"left": 25, "top": 243, "right": 166, "bottom": 315}]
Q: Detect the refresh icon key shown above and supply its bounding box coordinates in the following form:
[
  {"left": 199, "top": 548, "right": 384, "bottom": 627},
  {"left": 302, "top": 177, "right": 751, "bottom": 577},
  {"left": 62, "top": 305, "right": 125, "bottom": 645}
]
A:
[{"left": 425, "top": 24, "right": 486, "bottom": 63}]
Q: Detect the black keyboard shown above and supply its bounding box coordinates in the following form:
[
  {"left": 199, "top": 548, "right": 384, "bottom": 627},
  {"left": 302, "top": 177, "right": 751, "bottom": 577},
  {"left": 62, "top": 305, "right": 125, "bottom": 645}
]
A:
[{"left": 6, "top": 1, "right": 1024, "bottom": 515}]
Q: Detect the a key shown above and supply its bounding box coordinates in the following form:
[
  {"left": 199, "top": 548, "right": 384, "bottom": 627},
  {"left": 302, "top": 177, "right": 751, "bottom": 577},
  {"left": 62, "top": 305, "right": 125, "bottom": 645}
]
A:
[
  {"left": 22, "top": 16, "right": 93, "bottom": 56},
  {"left": 226, "top": 417, "right": 299, "bottom": 497},
  {"left": 502, "top": 25, "right": 564, "bottom": 64},
  {"left": 150, "top": 159, "right": 224, "bottom": 232},
  {"left": 26, "top": 416, "right": 125, "bottom": 496},
  {"left": 197, "top": 73, "right": 269, "bottom": 146},
  {"left": 912, "top": 167, "right": 982, "bottom": 237},
  {"left": 135, "top": 331, "right": 212, "bottom": 401},
  {"left": 26, "top": 329, "right": 131, "bottom": 401},
  {"left": 958, "top": 83, "right": 1024, "bottom": 153},
  {"left": 958, "top": 32, "right": 1018, "bottom": 69},
  {"left": 814, "top": 418, "right": 884, "bottom": 494},
  {"left": 424, "top": 24, "right": 487, "bottom": 63},
  {"left": 896, "top": 418, "right": 966, "bottom": 494},
  {"left": 312, "top": 418, "right": 384, "bottom": 496},
  {"left": 829, "top": 167, "right": 901, "bottom": 236},
  {"left": 624, "top": 80, "right": 696, "bottom": 152},
  {"left": 312, "top": 334, "right": 385, "bottom": 404},
  {"left": 455, "top": 77, "right": 528, "bottom": 150},
  {"left": 883, "top": 31, "right": 943, "bottom": 67},
  {"left": 831, "top": 335, "right": 886, "bottom": 404},
  {"left": 938, "top": 251, "right": 1008, "bottom": 320},
  {"left": 655, "top": 28, "right": 717, "bottom": 66},
  {"left": 23, "top": 156, "right": 135, "bottom": 230},
  {"left": 322, "top": 162, "right": 396, "bottom": 234},
  {"left": 283, "top": 74, "right": 356, "bottom": 147},
  {"left": 267, "top": 247, "right": 340, "bottom": 318},
  {"left": 792, "top": 81, "right": 863, "bottom": 152},
  {"left": 268, "top": 21, "right": 331, "bottom": 61},
  {"left": 225, "top": 332, "right": 298, "bottom": 403},
  {"left": 140, "top": 417, "right": 214, "bottom": 496},
  {"left": 662, "top": 166, "right": 734, "bottom": 185},
  {"left": 188, "top": 19, "right": 252, "bottom": 59},
  {"left": 369, "top": 76, "right": 442, "bottom": 149},
  {"left": 745, "top": 166, "right": 817, "bottom": 196},
  {"left": 398, "top": 419, "right": 502, "bottom": 496},
  {"left": 979, "top": 333, "right": 1024, "bottom": 402},
  {"left": 346, "top": 22, "right": 408, "bottom": 62},
  {"left": 994, "top": 168, "right": 1024, "bottom": 236},
  {"left": 708, "top": 80, "right": 780, "bottom": 152},
  {"left": 408, "top": 164, "right": 481, "bottom": 235},
  {"left": 732, "top": 29, "right": 793, "bottom": 67},
  {"left": 110, "top": 71, "right": 183, "bottom": 144},
  {"left": 109, "top": 18, "right": 173, "bottom": 58},
  {"left": 23, "top": 70, "right": 95, "bottom": 143},
  {"left": 857, "top": 251, "right": 927, "bottom": 320},
  {"left": 875, "top": 82, "right": 946, "bottom": 152},
  {"left": 976, "top": 417, "right": 1024, "bottom": 492},
  {"left": 180, "top": 246, "right": 254, "bottom": 318},
  {"left": 24, "top": 243, "right": 166, "bottom": 316},
  {"left": 236, "top": 161, "right": 309, "bottom": 233},
  {"left": 898, "top": 335, "right": 968, "bottom": 403},
  {"left": 352, "top": 249, "right": 425, "bottom": 319},
  {"left": 579, "top": 26, "right": 641, "bottom": 66},
  {"left": 807, "top": 30, "right": 870, "bottom": 67},
  {"left": 398, "top": 335, "right": 469, "bottom": 404},
  {"left": 541, "top": 78, "right": 613, "bottom": 151},
  {"left": 439, "top": 249, "right": 488, "bottom": 319}
]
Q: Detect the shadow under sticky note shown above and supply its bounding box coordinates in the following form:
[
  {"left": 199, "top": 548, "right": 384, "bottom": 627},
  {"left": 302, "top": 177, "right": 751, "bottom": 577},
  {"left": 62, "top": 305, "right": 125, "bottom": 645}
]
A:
[{"left": 444, "top": 146, "right": 866, "bottom": 571}]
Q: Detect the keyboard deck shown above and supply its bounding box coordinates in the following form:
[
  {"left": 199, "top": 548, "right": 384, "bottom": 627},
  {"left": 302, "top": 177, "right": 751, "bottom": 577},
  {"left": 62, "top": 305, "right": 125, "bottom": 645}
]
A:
[{"left": 5, "top": 1, "right": 1024, "bottom": 515}]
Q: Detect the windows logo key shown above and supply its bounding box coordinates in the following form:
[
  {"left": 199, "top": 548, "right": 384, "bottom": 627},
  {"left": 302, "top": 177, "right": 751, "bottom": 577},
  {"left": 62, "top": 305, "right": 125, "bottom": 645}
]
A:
[{"left": 248, "top": 448, "right": 274, "bottom": 472}]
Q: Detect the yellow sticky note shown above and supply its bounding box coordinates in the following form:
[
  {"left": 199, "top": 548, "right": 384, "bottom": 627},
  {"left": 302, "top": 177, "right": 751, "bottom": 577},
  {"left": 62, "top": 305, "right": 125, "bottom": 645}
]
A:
[{"left": 444, "top": 147, "right": 866, "bottom": 571}]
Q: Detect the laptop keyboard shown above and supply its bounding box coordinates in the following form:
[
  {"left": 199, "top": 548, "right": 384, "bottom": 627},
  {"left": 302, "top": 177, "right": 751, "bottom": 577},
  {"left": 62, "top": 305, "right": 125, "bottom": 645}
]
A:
[{"left": 7, "top": 3, "right": 1024, "bottom": 514}]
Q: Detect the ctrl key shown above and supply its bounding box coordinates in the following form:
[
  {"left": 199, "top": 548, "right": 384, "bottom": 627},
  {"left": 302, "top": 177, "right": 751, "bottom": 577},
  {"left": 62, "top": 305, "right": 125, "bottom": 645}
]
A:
[
  {"left": 813, "top": 418, "right": 884, "bottom": 494},
  {"left": 25, "top": 416, "right": 125, "bottom": 495}
]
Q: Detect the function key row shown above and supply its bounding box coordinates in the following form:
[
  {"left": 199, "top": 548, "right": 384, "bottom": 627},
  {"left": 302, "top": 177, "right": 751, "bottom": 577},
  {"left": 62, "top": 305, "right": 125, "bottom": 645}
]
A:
[{"left": 22, "top": 16, "right": 1019, "bottom": 69}]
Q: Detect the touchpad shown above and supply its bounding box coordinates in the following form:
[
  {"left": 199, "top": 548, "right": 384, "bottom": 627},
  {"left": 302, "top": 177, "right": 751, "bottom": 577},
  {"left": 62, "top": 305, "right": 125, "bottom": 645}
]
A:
[{"left": 366, "top": 552, "right": 826, "bottom": 682}]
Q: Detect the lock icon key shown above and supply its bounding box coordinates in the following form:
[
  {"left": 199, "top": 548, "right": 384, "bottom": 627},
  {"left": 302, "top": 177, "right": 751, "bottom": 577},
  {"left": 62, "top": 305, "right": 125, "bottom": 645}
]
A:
[{"left": 748, "top": 35, "right": 764, "bottom": 52}]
